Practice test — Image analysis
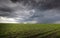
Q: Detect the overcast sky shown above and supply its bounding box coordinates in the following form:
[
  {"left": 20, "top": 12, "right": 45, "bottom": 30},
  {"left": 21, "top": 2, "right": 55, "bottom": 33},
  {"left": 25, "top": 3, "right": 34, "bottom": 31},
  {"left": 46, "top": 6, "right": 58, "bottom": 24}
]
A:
[{"left": 0, "top": 0, "right": 60, "bottom": 23}]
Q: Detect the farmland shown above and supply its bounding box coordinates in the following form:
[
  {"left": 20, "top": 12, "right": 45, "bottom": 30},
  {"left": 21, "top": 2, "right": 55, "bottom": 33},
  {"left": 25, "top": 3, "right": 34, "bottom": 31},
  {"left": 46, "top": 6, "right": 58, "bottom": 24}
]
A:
[{"left": 0, "top": 24, "right": 60, "bottom": 38}]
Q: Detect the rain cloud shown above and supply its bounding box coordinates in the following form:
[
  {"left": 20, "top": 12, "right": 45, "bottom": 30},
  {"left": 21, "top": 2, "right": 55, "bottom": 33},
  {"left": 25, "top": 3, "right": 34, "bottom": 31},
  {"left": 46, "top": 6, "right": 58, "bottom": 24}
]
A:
[{"left": 0, "top": 0, "right": 60, "bottom": 23}]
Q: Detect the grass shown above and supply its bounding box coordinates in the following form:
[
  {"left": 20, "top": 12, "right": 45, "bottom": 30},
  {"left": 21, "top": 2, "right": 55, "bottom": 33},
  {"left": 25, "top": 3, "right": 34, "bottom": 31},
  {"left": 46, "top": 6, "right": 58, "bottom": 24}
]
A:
[{"left": 0, "top": 24, "right": 60, "bottom": 38}]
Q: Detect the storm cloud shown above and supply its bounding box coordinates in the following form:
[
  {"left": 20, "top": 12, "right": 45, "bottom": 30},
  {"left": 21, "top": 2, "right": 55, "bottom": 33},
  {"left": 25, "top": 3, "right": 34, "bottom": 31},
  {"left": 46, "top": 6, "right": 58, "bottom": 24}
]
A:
[{"left": 0, "top": 0, "right": 60, "bottom": 23}]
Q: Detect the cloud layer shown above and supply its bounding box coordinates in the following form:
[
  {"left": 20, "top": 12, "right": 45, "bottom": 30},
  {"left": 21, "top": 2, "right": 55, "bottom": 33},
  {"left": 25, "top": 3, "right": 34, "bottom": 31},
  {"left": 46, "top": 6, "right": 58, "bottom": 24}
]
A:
[{"left": 0, "top": 0, "right": 60, "bottom": 23}]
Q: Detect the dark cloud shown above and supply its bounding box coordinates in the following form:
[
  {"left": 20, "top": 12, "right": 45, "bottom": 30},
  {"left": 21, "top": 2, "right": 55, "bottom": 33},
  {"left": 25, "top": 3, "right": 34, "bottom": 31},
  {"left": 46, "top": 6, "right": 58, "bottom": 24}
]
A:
[
  {"left": 10, "top": 0, "right": 60, "bottom": 9},
  {"left": 0, "top": 0, "right": 60, "bottom": 23}
]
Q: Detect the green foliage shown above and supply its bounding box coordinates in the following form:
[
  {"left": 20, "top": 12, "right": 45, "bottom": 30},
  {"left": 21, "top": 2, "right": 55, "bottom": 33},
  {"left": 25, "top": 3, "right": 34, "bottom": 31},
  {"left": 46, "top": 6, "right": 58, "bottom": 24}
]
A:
[{"left": 0, "top": 24, "right": 60, "bottom": 38}]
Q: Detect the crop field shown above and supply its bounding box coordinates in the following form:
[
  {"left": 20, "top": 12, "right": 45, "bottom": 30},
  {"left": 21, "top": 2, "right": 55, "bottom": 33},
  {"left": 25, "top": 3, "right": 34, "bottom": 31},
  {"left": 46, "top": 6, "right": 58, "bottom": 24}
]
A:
[{"left": 0, "top": 24, "right": 60, "bottom": 38}]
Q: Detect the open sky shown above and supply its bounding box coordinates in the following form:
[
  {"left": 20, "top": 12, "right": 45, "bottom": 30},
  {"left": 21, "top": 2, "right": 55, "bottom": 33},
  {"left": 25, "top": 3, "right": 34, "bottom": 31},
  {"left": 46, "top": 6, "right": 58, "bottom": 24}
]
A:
[{"left": 0, "top": 0, "right": 60, "bottom": 23}]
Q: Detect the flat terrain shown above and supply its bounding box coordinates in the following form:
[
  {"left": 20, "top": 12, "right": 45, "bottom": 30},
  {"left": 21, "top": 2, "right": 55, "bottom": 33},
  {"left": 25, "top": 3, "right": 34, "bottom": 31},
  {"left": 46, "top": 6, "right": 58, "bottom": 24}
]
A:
[{"left": 0, "top": 24, "right": 60, "bottom": 38}]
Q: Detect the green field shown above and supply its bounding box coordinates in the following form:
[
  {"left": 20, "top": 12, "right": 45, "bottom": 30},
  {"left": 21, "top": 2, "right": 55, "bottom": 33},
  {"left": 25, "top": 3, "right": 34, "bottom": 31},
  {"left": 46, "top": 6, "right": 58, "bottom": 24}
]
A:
[{"left": 0, "top": 24, "right": 60, "bottom": 38}]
